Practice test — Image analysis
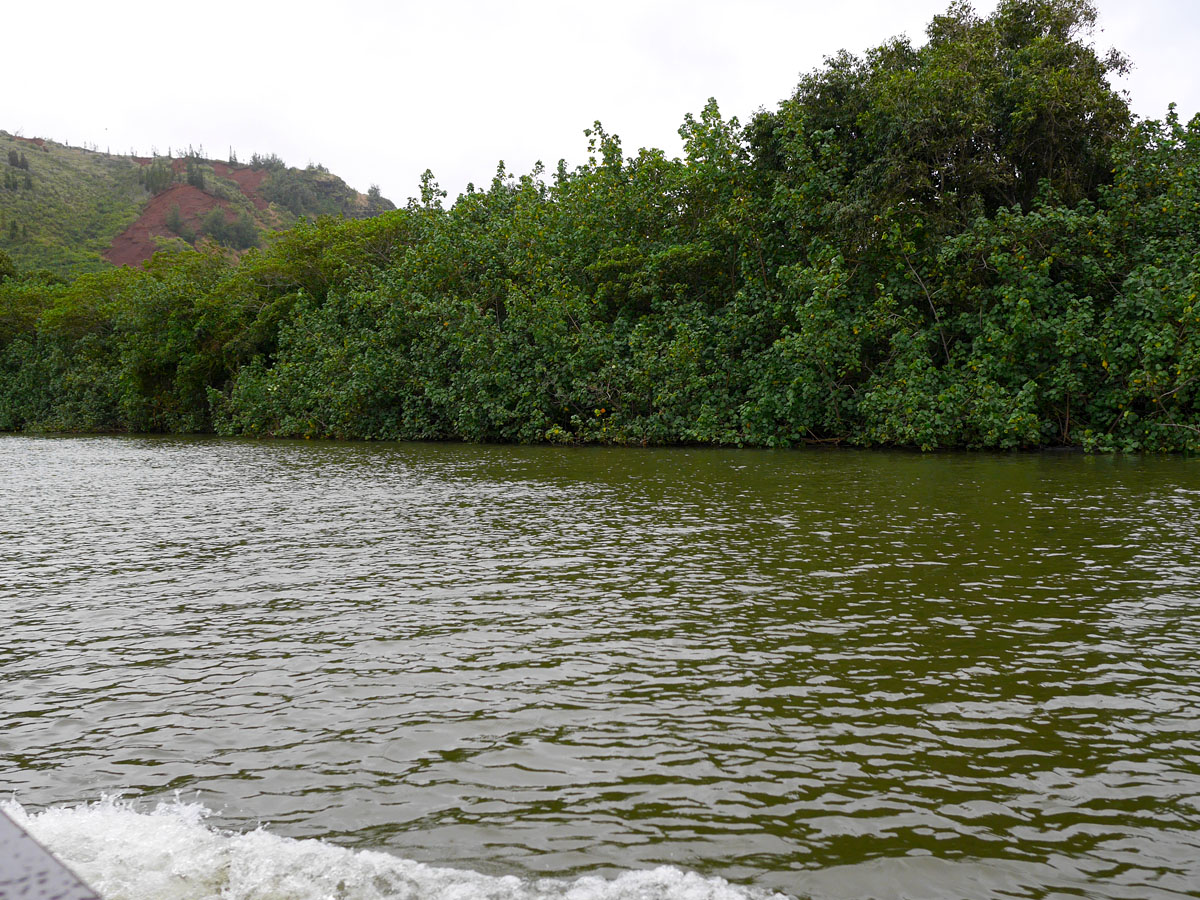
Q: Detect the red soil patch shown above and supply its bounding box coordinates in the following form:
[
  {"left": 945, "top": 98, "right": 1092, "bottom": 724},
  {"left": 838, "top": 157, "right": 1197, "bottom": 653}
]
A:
[
  {"left": 223, "top": 167, "right": 271, "bottom": 210},
  {"left": 107, "top": 157, "right": 279, "bottom": 265},
  {"left": 105, "top": 184, "right": 235, "bottom": 267},
  {"left": 207, "top": 161, "right": 271, "bottom": 208},
  {"left": 14, "top": 136, "right": 48, "bottom": 151},
  {"left": 128, "top": 158, "right": 272, "bottom": 211}
]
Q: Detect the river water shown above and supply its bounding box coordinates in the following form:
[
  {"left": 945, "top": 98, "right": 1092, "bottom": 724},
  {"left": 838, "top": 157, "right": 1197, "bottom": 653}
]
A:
[{"left": 2, "top": 436, "right": 1199, "bottom": 900}]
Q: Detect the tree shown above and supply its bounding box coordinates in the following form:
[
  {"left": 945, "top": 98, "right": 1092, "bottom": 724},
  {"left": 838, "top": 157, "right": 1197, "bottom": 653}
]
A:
[
  {"left": 751, "top": 0, "right": 1131, "bottom": 248},
  {"left": 165, "top": 203, "right": 195, "bottom": 242},
  {"left": 417, "top": 169, "right": 447, "bottom": 210},
  {"left": 250, "top": 152, "right": 285, "bottom": 171},
  {"left": 226, "top": 212, "right": 259, "bottom": 249},
  {"left": 145, "top": 159, "right": 174, "bottom": 194},
  {"left": 186, "top": 158, "right": 206, "bottom": 190},
  {"left": 200, "top": 207, "right": 231, "bottom": 245}
]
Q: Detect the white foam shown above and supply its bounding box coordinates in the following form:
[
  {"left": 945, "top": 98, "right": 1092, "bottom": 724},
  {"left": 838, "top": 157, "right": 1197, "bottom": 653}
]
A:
[{"left": 2, "top": 799, "right": 787, "bottom": 900}]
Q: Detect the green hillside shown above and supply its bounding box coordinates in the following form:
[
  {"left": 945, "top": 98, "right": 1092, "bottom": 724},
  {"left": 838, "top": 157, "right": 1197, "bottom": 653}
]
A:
[
  {"left": 0, "top": 135, "right": 144, "bottom": 273},
  {"left": 0, "top": 132, "right": 394, "bottom": 275}
]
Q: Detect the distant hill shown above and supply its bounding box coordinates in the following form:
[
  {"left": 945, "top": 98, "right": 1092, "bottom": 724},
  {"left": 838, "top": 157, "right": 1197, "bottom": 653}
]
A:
[{"left": 0, "top": 132, "right": 395, "bottom": 274}]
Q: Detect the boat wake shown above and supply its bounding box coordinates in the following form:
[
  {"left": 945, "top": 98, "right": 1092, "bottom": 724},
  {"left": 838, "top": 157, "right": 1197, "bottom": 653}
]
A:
[{"left": 3, "top": 799, "right": 786, "bottom": 900}]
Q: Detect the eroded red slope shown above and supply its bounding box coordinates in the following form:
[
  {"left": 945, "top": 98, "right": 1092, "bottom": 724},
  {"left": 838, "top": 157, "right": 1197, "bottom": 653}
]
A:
[{"left": 105, "top": 160, "right": 271, "bottom": 266}]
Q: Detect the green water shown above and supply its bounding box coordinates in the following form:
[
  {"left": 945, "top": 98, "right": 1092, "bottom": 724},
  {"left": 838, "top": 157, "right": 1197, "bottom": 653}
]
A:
[{"left": 2, "top": 436, "right": 1199, "bottom": 899}]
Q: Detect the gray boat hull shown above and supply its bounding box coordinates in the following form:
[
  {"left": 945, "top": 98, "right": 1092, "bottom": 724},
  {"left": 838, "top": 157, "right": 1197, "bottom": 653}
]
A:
[{"left": 0, "top": 809, "right": 100, "bottom": 900}]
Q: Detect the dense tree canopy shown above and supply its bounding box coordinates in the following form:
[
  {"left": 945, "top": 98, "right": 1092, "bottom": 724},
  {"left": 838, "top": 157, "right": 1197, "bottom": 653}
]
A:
[{"left": 2, "top": 0, "right": 1197, "bottom": 451}]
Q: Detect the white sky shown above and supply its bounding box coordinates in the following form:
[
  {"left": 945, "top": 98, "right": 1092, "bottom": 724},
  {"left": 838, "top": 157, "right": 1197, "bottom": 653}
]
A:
[{"left": 5, "top": 1, "right": 1198, "bottom": 204}]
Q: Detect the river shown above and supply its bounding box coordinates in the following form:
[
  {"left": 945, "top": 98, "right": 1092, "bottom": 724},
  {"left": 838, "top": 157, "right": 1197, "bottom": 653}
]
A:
[{"left": 2, "top": 436, "right": 1199, "bottom": 899}]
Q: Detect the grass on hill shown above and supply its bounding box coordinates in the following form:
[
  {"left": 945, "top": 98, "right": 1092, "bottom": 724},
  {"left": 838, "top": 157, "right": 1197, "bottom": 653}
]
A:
[
  {"left": 0, "top": 132, "right": 396, "bottom": 276},
  {"left": 0, "top": 132, "right": 147, "bottom": 274}
]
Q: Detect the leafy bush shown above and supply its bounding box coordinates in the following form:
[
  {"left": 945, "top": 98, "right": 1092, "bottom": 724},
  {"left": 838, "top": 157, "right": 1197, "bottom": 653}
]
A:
[{"left": 1, "top": 1, "right": 1196, "bottom": 451}]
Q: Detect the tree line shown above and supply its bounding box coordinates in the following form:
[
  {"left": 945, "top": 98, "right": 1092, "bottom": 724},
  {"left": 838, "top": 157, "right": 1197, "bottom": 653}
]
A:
[
  {"left": 1, "top": 0, "right": 1197, "bottom": 451},
  {"left": 4, "top": 149, "right": 34, "bottom": 192}
]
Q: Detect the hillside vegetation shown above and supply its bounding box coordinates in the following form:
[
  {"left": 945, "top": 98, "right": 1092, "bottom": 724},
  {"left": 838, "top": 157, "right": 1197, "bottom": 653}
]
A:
[
  {"left": 0, "top": 135, "right": 394, "bottom": 274},
  {"left": 0, "top": 136, "right": 144, "bottom": 273},
  {"left": 1, "top": 0, "right": 1198, "bottom": 451}
]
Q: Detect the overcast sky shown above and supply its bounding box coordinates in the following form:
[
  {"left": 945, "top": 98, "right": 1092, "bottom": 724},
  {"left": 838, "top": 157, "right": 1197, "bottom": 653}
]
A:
[{"left": 6, "top": 1, "right": 1198, "bottom": 204}]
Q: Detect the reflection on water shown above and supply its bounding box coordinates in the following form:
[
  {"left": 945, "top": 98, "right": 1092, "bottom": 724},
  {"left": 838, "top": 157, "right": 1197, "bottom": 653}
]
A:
[{"left": 2, "top": 436, "right": 1199, "bottom": 899}]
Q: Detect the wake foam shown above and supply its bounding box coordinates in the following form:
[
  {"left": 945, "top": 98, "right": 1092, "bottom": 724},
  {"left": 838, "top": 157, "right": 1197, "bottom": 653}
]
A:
[{"left": 2, "top": 799, "right": 787, "bottom": 900}]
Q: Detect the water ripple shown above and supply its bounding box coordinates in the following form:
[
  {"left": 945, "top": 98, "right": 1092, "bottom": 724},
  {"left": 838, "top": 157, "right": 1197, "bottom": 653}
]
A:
[{"left": 2, "top": 437, "right": 1200, "bottom": 899}]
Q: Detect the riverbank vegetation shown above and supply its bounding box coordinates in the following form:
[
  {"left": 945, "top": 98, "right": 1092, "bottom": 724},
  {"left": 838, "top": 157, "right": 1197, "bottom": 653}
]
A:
[{"left": 2, "top": 0, "right": 1198, "bottom": 450}]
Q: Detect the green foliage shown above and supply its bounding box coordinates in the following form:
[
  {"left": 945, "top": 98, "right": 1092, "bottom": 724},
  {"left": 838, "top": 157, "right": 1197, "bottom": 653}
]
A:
[
  {"left": 185, "top": 158, "right": 206, "bottom": 190},
  {"left": 1, "top": 1, "right": 1196, "bottom": 451},
  {"left": 144, "top": 158, "right": 175, "bottom": 194},
  {"left": 165, "top": 203, "right": 195, "bottom": 243},
  {"left": 192, "top": 207, "right": 258, "bottom": 250},
  {"left": 0, "top": 133, "right": 146, "bottom": 273},
  {"left": 249, "top": 152, "right": 286, "bottom": 171},
  {"left": 200, "top": 208, "right": 228, "bottom": 240},
  {"left": 0, "top": 131, "right": 394, "bottom": 274},
  {"left": 260, "top": 165, "right": 375, "bottom": 219},
  {"left": 363, "top": 183, "right": 395, "bottom": 217}
]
